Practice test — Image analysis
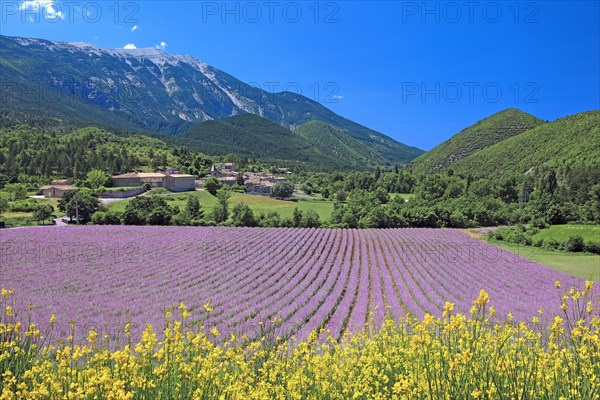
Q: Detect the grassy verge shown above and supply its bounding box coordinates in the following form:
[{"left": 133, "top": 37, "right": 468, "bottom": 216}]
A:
[
  {"left": 532, "top": 224, "right": 600, "bottom": 242},
  {"left": 488, "top": 239, "right": 600, "bottom": 282}
]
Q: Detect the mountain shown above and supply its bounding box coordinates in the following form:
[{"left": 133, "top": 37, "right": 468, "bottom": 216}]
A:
[
  {"left": 171, "top": 115, "right": 392, "bottom": 169},
  {"left": 293, "top": 121, "right": 386, "bottom": 167},
  {"left": 449, "top": 110, "right": 600, "bottom": 176},
  {"left": 0, "top": 35, "right": 423, "bottom": 165},
  {"left": 409, "top": 108, "right": 545, "bottom": 173},
  {"left": 175, "top": 114, "right": 337, "bottom": 166}
]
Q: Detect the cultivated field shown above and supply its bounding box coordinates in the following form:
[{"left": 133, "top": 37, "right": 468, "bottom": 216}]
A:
[
  {"left": 1, "top": 226, "right": 595, "bottom": 342},
  {"left": 2, "top": 226, "right": 600, "bottom": 398}
]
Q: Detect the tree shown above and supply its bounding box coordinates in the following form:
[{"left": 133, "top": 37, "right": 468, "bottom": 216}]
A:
[
  {"left": 300, "top": 209, "right": 321, "bottom": 228},
  {"left": 540, "top": 170, "right": 558, "bottom": 196},
  {"left": 589, "top": 184, "right": 600, "bottom": 223},
  {"left": 292, "top": 207, "right": 303, "bottom": 227},
  {"left": 270, "top": 181, "right": 294, "bottom": 199},
  {"left": 211, "top": 188, "right": 231, "bottom": 223},
  {"left": 186, "top": 195, "right": 204, "bottom": 220},
  {"left": 58, "top": 189, "right": 100, "bottom": 224},
  {"left": 257, "top": 211, "right": 282, "bottom": 227},
  {"left": 301, "top": 181, "right": 314, "bottom": 195},
  {"left": 231, "top": 203, "right": 257, "bottom": 227},
  {"left": 91, "top": 210, "right": 122, "bottom": 225},
  {"left": 33, "top": 204, "right": 54, "bottom": 225},
  {"left": 520, "top": 177, "right": 534, "bottom": 203},
  {"left": 0, "top": 198, "right": 8, "bottom": 214},
  {"left": 373, "top": 187, "right": 389, "bottom": 204},
  {"left": 235, "top": 172, "right": 245, "bottom": 186},
  {"left": 335, "top": 191, "right": 347, "bottom": 202},
  {"left": 4, "top": 183, "right": 27, "bottom": 201},
  {"left": 85, "top": 169, "right": 109, "bottom": 192},
  {"left": 123, "top": 195, "right": 174, "bottom": 225},
  {"left": 204, "top": 177, "right": 223, "bottom": 196}
]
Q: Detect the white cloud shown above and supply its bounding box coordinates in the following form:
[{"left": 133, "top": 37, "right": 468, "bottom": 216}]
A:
[
  {"left": 131, "top": 25, "right": 139, "bottom": 32},
  {"left": 331, "top": 94, "right": 344, "bottom": 100},
  {"left": 123, "top": 43, "right": 137, "bottom": 50},
  {"left": 156, "top": 41, "right": 167, "bottom": 50},
  {"left": 20, "top": 0, "right": 64, "bottom": 20}
]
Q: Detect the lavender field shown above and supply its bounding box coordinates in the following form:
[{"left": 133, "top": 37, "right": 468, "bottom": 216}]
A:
[{"left": 1, "top": 226, "right": 594, "bottom": 342}]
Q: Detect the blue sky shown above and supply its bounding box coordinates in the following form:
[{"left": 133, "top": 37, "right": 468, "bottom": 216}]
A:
[{"left": 1, "top": 1, "right": 599, "bottom": 150}]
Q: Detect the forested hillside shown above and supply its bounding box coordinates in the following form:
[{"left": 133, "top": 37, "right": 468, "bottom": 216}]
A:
[
  {"left": 0, "top": 126, "right": 213, "bottom": 185},
  {"left": 451, "top": 110, "right": 600, "bottom": 176},
  {"left": 409, "top": 108, "right": 545, "bottom": 173}
]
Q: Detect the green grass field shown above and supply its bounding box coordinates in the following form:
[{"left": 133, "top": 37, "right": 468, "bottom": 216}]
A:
[
  {"left": 1, "top": 197, "right": 59, "bottom": 227},
  {"left": 106, "top": 190, "right": 336, "bottom": 221},
  {"left": 532, "top": 224, "right": 600, "bottom": 243},
  {"left": 488, "top": 239, "right": 600, "bottom": 282},
  {"left": 390, "top": 193, "right": 414, "bottom": 201}
]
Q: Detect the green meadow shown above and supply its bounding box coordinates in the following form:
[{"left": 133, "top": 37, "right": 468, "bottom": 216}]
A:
[{"left": 106, "top": 189, "right": 336, "bottom": 221}]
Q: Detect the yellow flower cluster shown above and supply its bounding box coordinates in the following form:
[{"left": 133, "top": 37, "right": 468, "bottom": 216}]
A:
[{"left": 1, "top": 284, "right": 599, "bottom": 399}]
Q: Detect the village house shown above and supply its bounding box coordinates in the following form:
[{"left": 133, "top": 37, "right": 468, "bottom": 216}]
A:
[
  {"left": 207, "top": 163, "right": 290, "bottom": 195},
  {"left": 244, "top": 173, "right": 287, "bottom": 195},
  {"left": 40, "top": 179, "right": 78, "bottom": 198},
  {"left": 163, "top": 174, "right": 195, "bottom": 192},
  {"left": 111, "top": 172, "right": 166, "bottom": 188},
  {"left": 111, "top": 171, "right": 195, "bottom": 192}
]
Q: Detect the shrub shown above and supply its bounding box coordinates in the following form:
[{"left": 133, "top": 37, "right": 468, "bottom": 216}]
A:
[
  {"left": 231, "top": 184, "right": 246, "bottom": 193},
  {"left": 543, "top": 239, "right": 561, "bottom": 251},
  {"left": 300, "top": 209, "right": 321, "bottom": 228},
  {"left": 10, "top": 200, "right": 39, "bottom": 212},
  {"left": 231, "top": 203, "right": 257, "bottom": 227},
  {"left": 0, "top": 198, "right": 8, "bottom": 213},
  {"left": 257, "top": 211, "right": 283, "bottom": 228},
  {"left": 584, "top": 240, "right": 600, "bottom": 255},
  {"left": 492, "top": 226, "right": 532, "bottom": 246},
  {"left": 204, "top": 178, "right": 223, "bottom": 196},
  {"left": 532, "top": 238, "right": 544, "bottom": 248},
  {"left": 531, "top": 218, "right": 548, "bottom": 229},
  {"left": 270, "top": 181, "right": 294, "bottom": 199},
  {"left": 92, "top": 211, "right": 122, "bottom": 225},
  {"left": 563, "top": 235, "right": 585, "bottom": 252},
  {"left": 335, "top": 191, "right": 347, "bottom": 202}
]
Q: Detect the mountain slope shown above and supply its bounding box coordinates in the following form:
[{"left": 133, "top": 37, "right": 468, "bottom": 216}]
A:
[
  {"left": 180, "top": 114, "right": 312, "bottom": 159},
  {"left": 175, "top": 114, "right": 346, "bottom": 167},
  {"left": 409, "top": 108, "right": 545, "bottom": 173},
  {"left": 0, "top": 35, "right": 422, "bottom": 164},
  {"left": 450, "top": 110, "right": 600, "bottom": 176},
  {"left": 294, "top": 121, "right": 385, "bottom": 167}
]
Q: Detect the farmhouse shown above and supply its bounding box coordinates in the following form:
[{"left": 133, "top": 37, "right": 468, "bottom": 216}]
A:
[
  {"left": 163, "top": 174, "right": 195, "bottom": 192},
  {"left": 110, "top": 171, "right": 196, "bottom": 192},
  {"left": 40, "top": 183, "right": 78, "bottom": 198},
  {"left": 111, "top": 172, "right": 166, "bottom": 188}
]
